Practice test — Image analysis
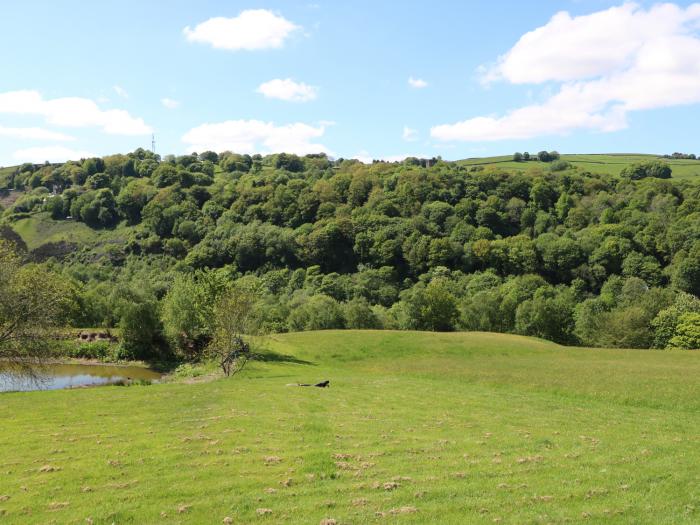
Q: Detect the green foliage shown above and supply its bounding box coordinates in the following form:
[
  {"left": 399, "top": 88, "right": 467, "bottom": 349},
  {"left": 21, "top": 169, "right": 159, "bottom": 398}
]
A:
[
  {"left": 161, "top": 276, "right": 211, "bottom": 358},
  {"left": 4, "top": 148, "right": 700, "bottom": 352},
  {"left": 651, "top": 292, "right": 700, "bottom": 348},
  {"left": 342, "top": 297, "right": 381, "bottom": 329},
  {"left": 0, "top": 240, "right": 75, "bottom": 365},
  {"left": 398, "top": 277, "right": 459, "bottom": 331},
  {"left": 118, "top": 300, "right": 162, "bottom": 359},
  {"left": 288, "top": 293, "right": 345, "bottom": 331},
  {"left": 667, "top": 312, "right": 700, "bottom": 349},
  {"left": 621, "top": 160, "right": 672, "bottom": 180}
]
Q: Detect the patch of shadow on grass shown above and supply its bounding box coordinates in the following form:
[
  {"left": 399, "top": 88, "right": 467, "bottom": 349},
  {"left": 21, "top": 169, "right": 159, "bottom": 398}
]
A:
[{"left": 255, "top": 351, "right": 315, "bottom": 366}]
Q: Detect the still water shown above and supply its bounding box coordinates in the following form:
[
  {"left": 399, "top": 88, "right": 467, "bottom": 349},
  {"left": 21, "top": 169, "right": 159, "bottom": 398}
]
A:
[{"left": 0, "top": 363, "right": 162, "bottom": 392}]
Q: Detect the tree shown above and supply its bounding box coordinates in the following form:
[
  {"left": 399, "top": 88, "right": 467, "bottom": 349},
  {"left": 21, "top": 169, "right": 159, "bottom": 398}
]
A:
[
  {"left": 651, "top": 292, "right": 700, "bottom": 348},
  {"left": 119, "top": 300, "right": 162, "bottom": 359},
  {"left": 671, "top": 243, "right": 700, "bottom": 297},
  {"left": 400, "top": 278, "right": 459, "bottom": 331},
  {"left": 513, "top": 152, "right": 523, "bottom": 162},
  {"left": 207, "top": 288, "right": 260, "bottom": 376},
  {"left": 0, "top": 241, "right": 72, "bottom": 369},
  {"left": 342, "top": 297, "right": 380, "bottom": 328},
  {"left": 287, "top": 293, "right": 345, "bottom": 331},
  {"left": 161, "top": 274, "right": 227, "bottom": 358},
  {"left": 620, "top": 161, "right": 672, "bottom": 180},
  {"left": 515, "top": 286, "right": 577, "bottom": 344},
  {"left": 667, "top": 313, "right": 700, "bottom": 349}
]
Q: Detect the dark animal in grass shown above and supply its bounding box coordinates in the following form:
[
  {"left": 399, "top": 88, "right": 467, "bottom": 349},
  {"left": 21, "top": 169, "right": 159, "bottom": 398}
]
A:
[{"left": 288, "top": 380, "right": 330, "bottom": 388}]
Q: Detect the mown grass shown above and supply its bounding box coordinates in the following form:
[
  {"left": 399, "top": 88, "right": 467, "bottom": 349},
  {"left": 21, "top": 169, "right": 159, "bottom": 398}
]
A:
[
  {"left": 0, "top": 330, "right": 699, "bottom": 524},
  {"left": 458, "top": 153, "right": 700, "bottom": 180}
]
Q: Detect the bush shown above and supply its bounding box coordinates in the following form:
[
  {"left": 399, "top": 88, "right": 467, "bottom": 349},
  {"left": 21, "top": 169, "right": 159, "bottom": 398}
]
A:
[
  {"left": 343, "top": 297, "right": 380, "bottom": 329},
  {"left": 550, "top": 160, "right": 570, "bottom": 172},
  {"left": 288, "top": 294, "right": 345, "bottom": 331},
  {"left": 620, "top": 161, "right": 672, "bottom": 180}
]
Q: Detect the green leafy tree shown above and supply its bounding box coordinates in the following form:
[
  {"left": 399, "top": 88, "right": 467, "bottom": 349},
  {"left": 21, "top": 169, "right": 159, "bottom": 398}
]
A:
[
  {"left": 119, "top": 300, "right": 162, "bottom": 359},
  {"left": 287, "top": 293, "right": 345, "bottom": 331},
  {"left": 0, "top": 241, "right": 73, "bottom": 368},
  {"left": 667, "top": 313, "right": 700, "bottom": 349},
  {"left": 401, "top": 278, "right": 459, "bottom": 331},
  {"left": 207, "top": 286, "right": 260, "bottom": 376},
  {"left": 342, "top": 297, "right": 380, "bottom": 329},
  {"left": 620, "top": 161, "right": 672, "bottom": 180}
]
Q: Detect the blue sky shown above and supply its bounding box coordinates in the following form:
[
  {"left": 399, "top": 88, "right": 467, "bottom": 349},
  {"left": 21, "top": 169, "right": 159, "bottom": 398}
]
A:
[{"left": 2, "top": 0, "right": 700, "bottom": 165}]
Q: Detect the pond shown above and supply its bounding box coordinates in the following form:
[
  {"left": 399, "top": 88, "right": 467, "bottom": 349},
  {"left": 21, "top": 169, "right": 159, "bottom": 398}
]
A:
[{"left": 0, "top": 363, "right": 162, "bottom": 392}]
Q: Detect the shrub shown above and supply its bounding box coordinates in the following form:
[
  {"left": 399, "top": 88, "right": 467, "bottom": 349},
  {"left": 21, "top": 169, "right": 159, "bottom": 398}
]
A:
[{"left": 620, "top": 161, "right": 672, "bottom": 180}]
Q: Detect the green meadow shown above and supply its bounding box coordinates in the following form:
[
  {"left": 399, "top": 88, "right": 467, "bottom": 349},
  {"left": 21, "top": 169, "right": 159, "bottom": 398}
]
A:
[
  {"left": 458, "top": 153, "right": 700, "bottom": 179},
  {"left": 1, "top": 331, "right": 698, "bottom": 524}
]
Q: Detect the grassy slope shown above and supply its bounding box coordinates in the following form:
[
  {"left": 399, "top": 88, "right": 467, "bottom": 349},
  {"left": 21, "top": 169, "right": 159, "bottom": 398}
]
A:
[
  {"left": 1, "top": 331, "right": 699, "bottom": 524},
  {"left": 458, "top": 153, "right": 700, "bottom": 179},
  {"left": 11, "top": 213, "right": 129, "bottom": 252}
]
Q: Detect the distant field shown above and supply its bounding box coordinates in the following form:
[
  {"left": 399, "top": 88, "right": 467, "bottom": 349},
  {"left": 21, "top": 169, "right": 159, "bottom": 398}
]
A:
[
  {"left": 11, "top": 213, "right": 128, "bottom": 252},
  {"left": 458, "top": 153, "right": 700, "bottom": 179},
  {"left": 1, "top": 330, "right": 698, "bottom": 524}
]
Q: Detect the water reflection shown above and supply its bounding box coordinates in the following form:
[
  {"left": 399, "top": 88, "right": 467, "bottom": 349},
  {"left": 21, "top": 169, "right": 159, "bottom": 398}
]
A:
[{"left": 0, "top": 363, "right": 162, "bottom": 392}]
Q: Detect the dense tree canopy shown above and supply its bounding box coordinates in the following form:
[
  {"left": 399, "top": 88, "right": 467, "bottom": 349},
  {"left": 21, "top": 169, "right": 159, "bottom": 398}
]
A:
[{"left": 0, "top": 150, "right": 698, "bottom": 357}]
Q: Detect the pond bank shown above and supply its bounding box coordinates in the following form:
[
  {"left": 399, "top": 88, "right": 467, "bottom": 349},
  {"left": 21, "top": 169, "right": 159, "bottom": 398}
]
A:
[{"left": 0, "top": 361, "right": 163, "bottom": 393}]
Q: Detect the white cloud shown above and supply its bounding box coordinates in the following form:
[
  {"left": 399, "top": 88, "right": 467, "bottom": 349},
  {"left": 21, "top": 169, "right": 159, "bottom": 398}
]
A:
[
  {"left": 13, "top": 146, "right": 96, "bottom": 163},
  {"left": 0, "top": 126, "right": 74, "bottom": 141},
  {"left": 182, "top": 119, "right": 331, "bottom": 155},
  {"left": 0, "top": 90, "right": 152, "bottom": 135},
  {"left": 433, "top": 2, "right": 700, "bottom": 142},
  {"left": 113, "top": 85, "right": 129, "bottom": 98},
  {"left": 353, "top": 150, "right": 427, "bottom": 164},
  {"left": 402, "top": 126, "right": 418, "bottom": 141},
  {"left": 257, "top": 78, "right": 318, "bottom": 102},
  {"left": 161, "top": 97, "right": 181, "bottom": 109},
  {"left": 408, "top": 76, "right": 428, "bottom": 88},
  {"left": 184, "top": 9, "right": 299, "bottom": 51}
]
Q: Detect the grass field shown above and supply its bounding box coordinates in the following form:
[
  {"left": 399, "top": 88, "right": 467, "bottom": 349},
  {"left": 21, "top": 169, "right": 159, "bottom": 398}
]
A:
[
  {"left": 458, "top": 153, "right": 700, "bottom": 180},
  {"left": 10, "top": 213, "right": 130, "bottom": 252},
  {"left": 1, "top": 331, "right": 699, "bottom": 524}
]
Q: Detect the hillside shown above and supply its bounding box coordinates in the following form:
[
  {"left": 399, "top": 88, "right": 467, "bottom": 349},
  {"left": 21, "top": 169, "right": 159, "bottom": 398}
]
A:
[
  {"left": 1, "top": 330, "right": 699, "bottom": 523},
  {"left": 1, "top": 149, "right": 699, "bottom": 355},
  {"left": 458, "top": 153, "right": 700, "bottom": 179}
]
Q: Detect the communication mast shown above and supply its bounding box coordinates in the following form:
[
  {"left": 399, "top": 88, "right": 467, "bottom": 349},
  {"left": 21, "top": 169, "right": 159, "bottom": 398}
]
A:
[{"left": 151, "top": 134, "right": 156, "bottom": 154}]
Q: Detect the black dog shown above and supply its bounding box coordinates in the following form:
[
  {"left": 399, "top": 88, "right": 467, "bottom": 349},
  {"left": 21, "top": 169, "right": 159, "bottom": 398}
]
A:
[{"left": 298, "top": 380, "right": 330, "bottom": 388}]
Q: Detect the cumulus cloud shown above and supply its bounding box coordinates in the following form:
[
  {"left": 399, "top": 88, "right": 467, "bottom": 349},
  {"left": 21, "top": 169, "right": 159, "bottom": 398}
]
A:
[
  {"left": 408, "top": 76, "right": 428, "bottom": 88},
  {"left": 257, "top": 78, "right": 318, "bottom": 102},
  {"left": 402, "top": 126, "right": 418, "bottom": 141},
  {"left": 0, "top": 126, "right": 74, "bottom": 141},
  {"left": 0, "top": 90, "right": 152, "bottom": 135},
  {"left": 161, "top": 97, "right": 181, "bottom": 109},
  {"left": 184, "top": 9, "right": 299, "bottom": 51},
  {"left": 433, "top": 2, "right": 700, "bottom": 142},
  {"left": 182, "top": 119, "right": 331, "bottom": 155},
  {"left": 13, "top": 146, "right": 95, "bottom": 163}
]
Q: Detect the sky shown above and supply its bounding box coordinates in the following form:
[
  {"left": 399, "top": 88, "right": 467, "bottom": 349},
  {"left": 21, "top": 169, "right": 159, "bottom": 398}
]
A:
[{"left": 2, "top": 0, "right": 700, "bottom": 165}]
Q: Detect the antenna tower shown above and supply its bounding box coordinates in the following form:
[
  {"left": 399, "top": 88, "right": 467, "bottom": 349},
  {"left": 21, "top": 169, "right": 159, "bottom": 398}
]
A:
[{"left": 151, "top": 134, "right": 156, "bottom": 154}]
